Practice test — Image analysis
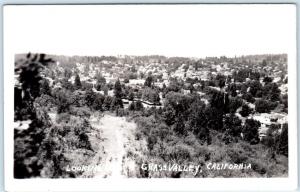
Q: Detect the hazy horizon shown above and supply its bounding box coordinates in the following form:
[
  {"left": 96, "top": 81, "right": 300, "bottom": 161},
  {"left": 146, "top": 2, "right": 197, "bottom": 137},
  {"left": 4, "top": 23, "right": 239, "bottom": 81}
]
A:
[{"left": 15, "top": 52, "right": 288, "bottom": 60}]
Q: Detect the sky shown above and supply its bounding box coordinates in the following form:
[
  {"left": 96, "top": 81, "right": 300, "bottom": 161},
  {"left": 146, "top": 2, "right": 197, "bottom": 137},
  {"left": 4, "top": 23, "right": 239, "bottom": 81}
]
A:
[{"left": 4, "top": 4, "right": 296, "bottom": 58}]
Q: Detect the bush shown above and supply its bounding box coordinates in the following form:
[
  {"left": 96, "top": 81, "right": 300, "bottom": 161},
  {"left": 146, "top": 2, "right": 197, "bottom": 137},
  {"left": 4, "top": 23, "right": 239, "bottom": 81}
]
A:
[
  {"left": 227, "top": 97, "right": 243, "bottom": 113},
  {"left": 276, "top": 123, "right": 288, "bottom": 157},
  {"left": 173, "top": 115, "right": 186, "bottom": 136},
  {"left": 142, "top": 87, "right": 160, "bottom": 103},
  {"left": 128, "top": 101, "right": 144, "bottom": 111},
  {"left": 226, "top": 147, "right": 248, "bottom": 164},
  {"left": 54, "top": 89, "right": 73, "bottom": 113},
  {"left": 69, "top": 106, "right": 91, "bottom": 118},
  {"left": 249, "top": 159, "right": 267, "bottom": 175},
  {"left": 34, "top": 94, "right": 55, "bottom": 110},
  {"left": 56, "top": 113, "right": 71, "bottom": 124},
  {"left": 262, "top": 83, "right": 281, "bottom": 102},
  {"left": 224, "top": 114, "right": 242, "bottom": 134},
  {"left": 147, "top": 134, "right": 158, "bottom": 151},
  {"left": 156, "top": 123, "right": 172, "bottom": 140},
  {"left": 255, "top": 99, "right": 277, "bottom": 113},
  {"left": 92, "top": 94, "right": 105, "bottom": 111},
  {"left": 239, "top": 104, "right": 252, "bottom": 117},
  {"left": 242, "top": 92, "right": 255, "bottom": 103},
  {"left": 116, "top": 108, "right": 128, "bottom": 117},
  {"left": 165, "top": 142, "right": 194, "bottom": 162},
  {"left": 242, "top": 119, "right": 260, "bottom": 144}
]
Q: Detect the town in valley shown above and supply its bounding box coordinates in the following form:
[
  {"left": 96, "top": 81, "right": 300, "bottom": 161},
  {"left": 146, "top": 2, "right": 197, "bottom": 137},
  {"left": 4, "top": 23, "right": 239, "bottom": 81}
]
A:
[{"left": 14, "top": 53, "right": 288, "bottom": 178}]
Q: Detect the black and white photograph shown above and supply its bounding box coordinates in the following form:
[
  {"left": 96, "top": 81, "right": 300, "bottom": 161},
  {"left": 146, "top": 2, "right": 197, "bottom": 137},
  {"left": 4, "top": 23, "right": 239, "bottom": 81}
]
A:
[{"left": 3, "top": 3, "right": 298, "bottom": 191}]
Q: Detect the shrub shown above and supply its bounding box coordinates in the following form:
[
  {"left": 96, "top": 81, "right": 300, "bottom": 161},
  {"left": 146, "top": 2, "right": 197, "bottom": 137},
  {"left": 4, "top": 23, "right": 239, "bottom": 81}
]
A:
[
  {"left": 34, "top": 94, "right": 55, "bottom": 110},
  {"left": 249, "top": 159, "right": 267, "bottom": 175},
  {"left": 156, "top": 123, "right": 172, "bottom": 140},
  {"left": 227, "top": 97, "right": 243, "bottom": 114},
  {"left": 242, "top": 119, "right": 260, "bottom": 144},
  {"left": 56, "top": 113, "right": 71, "bottom": 124},
  {"left": 129, "top": 101, "right": 144, "bottom": 111},
  {"left": 69, "top": 106, "right": 91, "bottom": 118},
  {"left": 223, "top": 114, "right": 242, "bottom": 138},
  {"left": 255, "top": 99, "right": 277, "bottom": 113},
  {"left": 242, "top": 92, "right": 255, "bottom": 103},
  {"left": 173, "top": 115, "right": 186, "bottom": 136},
  {"left": 239, "top": 104, "right": 252, "bottom": 117},
  {"left": 147, "top": 134, "right": 158, "bottom": 151},
  {"left": 226, "top": 147, "right": 248, "bottom": 164},
  {"left": 165, "top": 142, "right": 194, "bottom": 162},
  {"left": 276, "top": 123, "right": 288, "bottom": 157}
]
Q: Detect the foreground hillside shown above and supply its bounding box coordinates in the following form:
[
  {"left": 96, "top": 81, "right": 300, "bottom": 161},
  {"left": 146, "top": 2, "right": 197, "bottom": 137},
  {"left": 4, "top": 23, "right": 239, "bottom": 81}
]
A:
[{"left": 82, "top": 113, "right": 148, "bottom": 178}]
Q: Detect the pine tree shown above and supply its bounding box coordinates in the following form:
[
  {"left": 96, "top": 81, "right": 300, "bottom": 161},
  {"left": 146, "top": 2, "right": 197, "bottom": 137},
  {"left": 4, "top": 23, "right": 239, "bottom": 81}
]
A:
[
  {"left": 114, "top": 79, "right": 122, "bottom": 98},
  {"left": 113, "top": 79, "right": 123, "bottom": 108},
  {"left": 74, "top": 73, "right": 82, "bottom": 89},
  {"left": 16, "top": 53, "right": 54, "bottom": 101},
  {"left": 144, "top": 76, "right": 153, "bottom": 87}
]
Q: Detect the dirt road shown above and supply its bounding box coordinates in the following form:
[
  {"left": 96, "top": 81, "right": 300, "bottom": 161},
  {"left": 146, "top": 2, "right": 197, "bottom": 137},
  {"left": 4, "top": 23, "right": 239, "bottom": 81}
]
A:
[{"left": 83, "top": 113, "right": 146, "bottom": 178}]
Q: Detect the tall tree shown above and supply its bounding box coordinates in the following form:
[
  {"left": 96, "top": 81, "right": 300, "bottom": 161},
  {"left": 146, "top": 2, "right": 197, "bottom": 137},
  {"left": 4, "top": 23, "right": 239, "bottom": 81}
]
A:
[
  {"left": 74, "top": 73, "right": 82, "bottom": 89},
  {"left": 227, "top": 83, "right": 237, "bottom": 97},
  {"left": 215, "top": 74, "right": 226, "bottom": 89},
  {"left": 16, "top": 53, "right": 54, "bottom": 101},
  {"left": 144, "top": 76, "right": 153, "bottom": 87},
  {"left": 85, "top": 88, "right": 96, "bottom": 107},
  {"left": 95, "top": 74, "right": 106, "bottom": 91},
  {"left": 249, "top": 80, "right": 262, "bottom": 97},
  {"left": 224, "top": 114, "right": 242, "bottom": 138},
  {"left": 187, "top": 101, "right": 210, "bottom": 143},
  {"left": 262, "top": 83, "right": 281, "bottom": 102},
  {"left": 114, "top": 79, "right": 122, "bottom": 98},
  {"left": 15, "top": 53, "right": 54, "bottom": 120},
  {"left": 242, "top": 119, "right": 260, "bottom": 144},
  {"left": 113, "top": 79, "right": 123, "bottom": 108}
]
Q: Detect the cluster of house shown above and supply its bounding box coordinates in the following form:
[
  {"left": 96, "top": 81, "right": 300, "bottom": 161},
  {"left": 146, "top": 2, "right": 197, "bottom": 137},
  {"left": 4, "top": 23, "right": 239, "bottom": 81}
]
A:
[
  {"left": 49, "top": 57, "right": 288, "bottom": 140},
  {"left": 252, "top": 112, "right": 288, "bottom": 139}
]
